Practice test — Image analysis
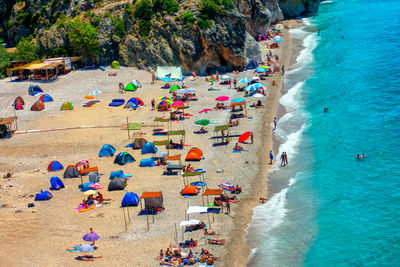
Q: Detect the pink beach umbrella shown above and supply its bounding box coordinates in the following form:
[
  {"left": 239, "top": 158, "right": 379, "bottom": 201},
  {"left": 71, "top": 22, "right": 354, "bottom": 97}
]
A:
[
  {"left": 199, "top": 109, "right": 212, "bottom": 113},
  {"left": 171, "top": 101, "right": 185, "bottom": 108},
  {"left": 215, "top": 96, "right": 229, "bottom": 102},
  {"left": 89, "top": 183, "right": 104, "bottom": 190}
]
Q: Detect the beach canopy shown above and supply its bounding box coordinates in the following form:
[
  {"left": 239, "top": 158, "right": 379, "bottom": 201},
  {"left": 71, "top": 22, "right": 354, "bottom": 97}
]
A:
[
  {"left": 215, "top": 96, "right": 229, "bottom": 101},
  {"left": 244, "top": 84, "right": 257, "bottom": 91},
  {"left": 139, "top": 158, "right": 156, "bottom": 167},
  {"left": 28, "top": 84, "right": 43, "bottom": 96},
  {"left": 185, "top": 147, "right": 203, "bottom": 161},
  {"left": 114, "top": 152, "right": 135, "bottom": 165},
  {"left": 238, "top": 132, "right": 251, "bottom": 143},
  {"left": 159, "top": 96, "right": 172, "bottom": 101},
  {"left": 31, "top": 101, "right": 45, "bottom": 111},
  {"left": 156, "top": 66, "right": 182, "bottom": 81},
  {"left": 195, "top": 119, "right": 210, "bottom": 126},
  {"left": 125, "top": 82, "right": 137, "bottom": 92},
  {"left": 126, "top": 97, "right": 144, "bottom": 106},
  {"left": 64, "top": 164, "right": 79, "bottom": 178},
  {"left": 14, "top": 96, "right": 25, "bottom": 106},
  {"left": 141, "top": 142, "right": 157, "bottom": 154},
  {"left": 108, "top": 177, "right": 127, "bottom": 191},
  {"left": 239, "top": 78, "right": 250, "bottom": 83},
  {"left": 181, "top": 185, "right": 199, "bottom": 195},
  {"left": 132, "top": 137, "right": 148, "bottom": 149},
  {"left": 141, "top": 191, "right": 164, "bottom": 209},
  {"left": 60, "top": 102, "right": 73, "bottom": 110},
  {"left": 187, "top": 206, "right": 208, "bottom": 214},
  {"left": 99, "top": 144, "right": 116, "bottom": 157},
  {"left": 180, "top": 219, "right": 201, "bottom": 227},
  {"left": 39, "top": 93, "right": 53, "bottom": 102},
  {"left": 231, "top": 98, "right": 246, "bottom": 106},
  {"left": 218, "top": 183, "right": 235, "bottom": 191},
  {"left": 35, "top": 190, "right": 53, "bottom": 201},
  {"left": 48, "top": 161, "right": 63, "bottom": 171},
  {"left": 121, "top": 192, "right": 140, "bottom": 207},
  {"left": 50, "top": 176, "right": 64, "bottom": 190}
]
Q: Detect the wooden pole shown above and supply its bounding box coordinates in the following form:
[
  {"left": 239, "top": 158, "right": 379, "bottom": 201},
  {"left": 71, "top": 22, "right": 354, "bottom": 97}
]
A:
[
  {"left": 146, "top": 212, "right": 149, "bottom": 231},
  {"left": 127, "top": 206, "right": 131, "bottom": 223},
  {"left": 174, "top": 223, "right": 178, "bottom": 243},
  {"left": 123, "top": 208, "right": 127, "bottom": 231},
  {"left": 208, "top": 213, "right": 212, "bottom": 229},
  {"left": 126, "top": 117, "right": 130, "bottom": 140}
]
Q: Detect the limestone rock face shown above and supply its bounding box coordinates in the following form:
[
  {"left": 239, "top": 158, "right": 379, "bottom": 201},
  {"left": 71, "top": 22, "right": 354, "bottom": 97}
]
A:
[{"left": 278, "top": 0, "right": 320, "bottom": 17}]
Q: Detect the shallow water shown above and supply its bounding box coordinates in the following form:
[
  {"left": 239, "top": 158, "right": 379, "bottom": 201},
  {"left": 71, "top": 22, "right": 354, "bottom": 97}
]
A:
[{"left": 246, "top": 0, "right": 400, "bottom": 266}]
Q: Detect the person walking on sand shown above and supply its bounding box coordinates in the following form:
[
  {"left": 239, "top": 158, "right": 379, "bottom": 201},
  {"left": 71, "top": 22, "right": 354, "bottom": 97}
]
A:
[
  {"left": 282, "top": 65, "right": 285, "bottom": 74},
  {"left": 226, "top": 201, "right": 230, "bottom": 214},
  {"left": 119, "top": 83, "right": 124, "bottom": 94},
  {"left": 273, "top": 117, "right": 277, "bottom": 130},
  {"left": 151, "top": 72, "right": 156, "bottom": 84},
  {"left": 269, "top": 150, "right": 274, "bottom": 164},
  {"left": 250, "top": 132, "right": 254, "bottom": 144},
  {"left": 151, "top": 98, "right": 155, "bottom": 110},
  {"left": 233, "top": 78, "right": 237, "bottom": 89},
  {"left": 216, "top": 71, "right": 219, "bottom": 81}
]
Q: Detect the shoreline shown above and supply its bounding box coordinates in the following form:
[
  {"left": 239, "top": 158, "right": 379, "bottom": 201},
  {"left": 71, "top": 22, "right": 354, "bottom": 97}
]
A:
[{"left": 223, "top": 19, "right": 302, "bottom": 267}]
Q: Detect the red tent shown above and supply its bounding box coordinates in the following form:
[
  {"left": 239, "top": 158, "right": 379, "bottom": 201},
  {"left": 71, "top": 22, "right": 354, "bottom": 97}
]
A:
[
  {"left": 15, "top": 102, "right": 23, "bottom": 110},
  {"left": 185, "top": 147, "right": 203, "bottom": 161},
  {"left": 181, "top": 185, "right": 199, "bottom": 195}
]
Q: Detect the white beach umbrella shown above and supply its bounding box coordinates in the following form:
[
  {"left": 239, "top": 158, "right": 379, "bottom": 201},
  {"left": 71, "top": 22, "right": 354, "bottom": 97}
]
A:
[
  {"left": 220, "top": 75, "right": 230, "bottom": 80},
  {"left": 252, "top": 76, "right": 260, "bottom": 81},
  {"left": 252, "top": 93, "right": 264, "bottom": 98}
]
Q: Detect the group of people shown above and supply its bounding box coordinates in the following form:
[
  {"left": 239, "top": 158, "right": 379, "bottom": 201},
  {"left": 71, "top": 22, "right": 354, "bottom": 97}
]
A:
[
  {"left": 216, "top": 102, "right": 227, "bottom": 110},
  {"left": 170, "top": 112, "right": 184, "bottom": 121},
  {"left": 81, "top": 192, "right": 103, "bottom": 208},
  {"left": 280, "top": 152, "right": 289, "bottom": 166}
]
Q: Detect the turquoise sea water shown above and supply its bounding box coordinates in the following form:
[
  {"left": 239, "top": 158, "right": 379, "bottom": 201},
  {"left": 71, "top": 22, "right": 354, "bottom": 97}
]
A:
[{"left": 246, "top": 0, "right": 400, "bottom": 266}]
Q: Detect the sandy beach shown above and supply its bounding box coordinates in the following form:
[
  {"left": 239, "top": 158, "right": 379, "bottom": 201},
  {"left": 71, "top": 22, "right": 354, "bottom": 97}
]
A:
[{"left": 0, "top": 20, "right": 300, "bottom": 266}]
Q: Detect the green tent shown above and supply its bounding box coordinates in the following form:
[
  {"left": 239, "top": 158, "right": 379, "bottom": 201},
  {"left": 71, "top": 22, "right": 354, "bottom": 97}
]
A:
[
  {"left": 60, "top": 102, "right": 73, "bottom": 110},
  {"left": 169, "top": 85, "right": 181, "bottom": 93},
  {"left": 111, "top": 61, "right": 120, "bottom": 69},
  {"left": 125, "top": 83, "right": 137, "bottom": 91}
]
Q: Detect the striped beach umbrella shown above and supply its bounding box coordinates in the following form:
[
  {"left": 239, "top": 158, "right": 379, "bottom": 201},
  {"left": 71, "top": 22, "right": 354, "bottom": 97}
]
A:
[
  {"left": 218, "top": 183, "right": 235, "bottom": 191},
  {"left": 239, "top": 78, "right": 250, "bottom": 83},
  {"left": 158, "top": 99, "right": 171, "bottom": 106},
  {"left": 159, "top": 96, "right": 172, "bottom": 101},
  {"left": 89, "top": 183, "right": 104, "bottom": 190}
]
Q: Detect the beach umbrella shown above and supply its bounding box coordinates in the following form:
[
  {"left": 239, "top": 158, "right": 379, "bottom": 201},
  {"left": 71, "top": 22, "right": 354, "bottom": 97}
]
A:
[
  {"left": 156, "top": 151, "right": 168, "bottom": 158},
  {"left": 159, "top": 96, "right": 172, "bottom": 101},
  {"left": 253, "top": 83, "right": 265, "bottom": 89},
  {"left": 186, "top": 88, "right": 196, "bottom": 92},
  {"left": 220, "top": 75, "right": 230, "bottom": 80},
  {"left": 255, "top": 68, "right": 267, "bottom": 73},
  {"left": 89, "top": 90, "right": 102, "bottom": 95},
  {"left": 83, "top": 190, "right": 97, "bottom": 195},
  {"left": 198, "top": 109, "right": 212, "bottom": 113},
  {"left": 218, "top": 183, "right": 235, "bottom": 191},
  {"left": 239, "top": 78, "right": 250, "bottom": 83},
  {"left": 252, "top": 76, "right": 260, "bottom": 80},
  {"left": 171, "top": 101, "right": 184, "bottom": 108},
  {"left": 169, "top": 85, "right": 181, "bottom": 93},
  {"left": 162, "top": 77, "right": 173, "bottom": 82},
  {"left": 252, "top": 93, "right": 264, "bottom": 98},
  {"left": 215, "top": 96, "right": 229, "bottom": 101},
  {"left": 158, "top": 99, "right": 171, "bottom": 106},
  {"left": 76, "top": 160, "right": 89, "bottom": 168},
  {"left": 191, "top": 181, "right": 207, "bottom": 186},
  {"left": 84, "top": 95, "right": 95, "bottom": 99},
  {"left": 244, "top": 85, "right": 257, "bottom": 92},
  {"left": 195, "top": 119, "right": 210, "bottom": 126},
  {"left": 232, "top": 98, "right": 246, "bottom": 105},
  {"left": 77, "top": 244, "right": 95, "bottom": 253},
  {"left": 89, "top": 184, "right": 104, "bottom": 190},
  {"left": 194, "top": 168, "right": 206, "bottom": 173},
  {"left": 174, "top": 89, "right": 187, "bottom": 94},
  {"left": 83, "top": 232, "right": 100, "bottom": 242}
]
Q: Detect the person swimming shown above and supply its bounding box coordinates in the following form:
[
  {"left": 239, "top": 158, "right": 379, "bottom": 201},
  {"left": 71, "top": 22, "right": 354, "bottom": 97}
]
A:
[{"left": 357, "top": 154, "right": 366, "bottom": 159}]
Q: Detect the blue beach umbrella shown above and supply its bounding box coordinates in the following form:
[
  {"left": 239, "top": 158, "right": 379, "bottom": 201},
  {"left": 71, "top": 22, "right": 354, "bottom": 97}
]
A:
[
  {"left": 232, "top": 98, "right": 246, "bottom": 104},
  {"left": 244, "top": 85, "right": 257, "bottom": 91},
  {"left": 162, "top": 77, "right": 173, "bottom": 82},
  {"left": 255, "top": 68, "right": 267, "bottom": 73},
  {"left": 77, "top": 244, "right": 95, "bottom": 252},
  {"left": 239, "top": 78, "right": 250, "bottom": 83}
]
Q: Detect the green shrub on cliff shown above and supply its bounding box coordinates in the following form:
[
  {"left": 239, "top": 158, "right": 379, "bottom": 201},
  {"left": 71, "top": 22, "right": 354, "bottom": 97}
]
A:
[
  {"left": 200, "top": 0, "right": 235, "bottom": 19},
  {"left": 197, "top": 18, "right": 212, "bottom": 30},
  {"left": 181, "top": 12, "right": 195, "bottom": 25},
  {"left": 135, "top": 0, "right": 153, "bottom": 20},
  {"left": 153, "top": 0, "right": 179, "bottom": 15},
  {"left": 139, "top": 19, "right": 152, "bottom": 37},
  {"left": 16, "top": 36, "right": 40, "bottom": 63},
  {"left": 66, "top": 18, "right": 100, "bottom": 59}
]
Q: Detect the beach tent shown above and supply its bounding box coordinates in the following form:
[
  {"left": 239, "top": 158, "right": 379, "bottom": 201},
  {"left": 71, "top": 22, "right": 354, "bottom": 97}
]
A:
[
  {"left": 185, "top": 147, "right": 204, "bottom": 161},
  {"left": 238, "top": 132, "right": 251, "bottom": 143},
  {"left": 99, "top": 144, "right": 116, "bottom": 157},
  {"left": 111, "top": 61, "right": 120, "bottom": 69},
  {"left": 126, "top": 97, "right": 144, "bottom": 107},
  {"left": 125, "top": 82, "right": 137, "bottom": 92},
  {"left": 39, "top": 93, "right": 53, "bottom": 102},
  {"left": 28, "top": 84, "right": 43, "bottom": 96},
  {"left": 140, "top": 192, "right": 163, "bottom": 209},
  {"left": 34, "top": 190, "right": 53, "bottom": 201},
  {"left": 121, "top": 192, "right": 140, "bottom": 207},
  {"left": 61, "top": 102, "right": 73, "bottom": 110},
  {"left": 108, "top": 177, "right": 127, "bottom": 191},
  {"left": 132, "top": 137, "right": 148, "bottom": 149},
  {"left": 14, "top": 96, "right": 25, "bottom": 106},
  {"left": 63, "top": 164, "right": 79, "bottom": 178},
  {"left": 88, "top": 172, "right": 100, "bottom": 183},
  {"left": 50, "top": 176, "right": 65, "bottom": 190},
  {"left": 156, "top": 66, "right": 182, "bottom": 81},
  {"left": 114, "top": 152, "right": 135, "bottom": 165},
  {"left": 139, "top": 158, "right": 156, "bottom": 167},
  {"left": 247, "top": 59, "right": 259, "bottom": 69},
  {"left": 132, "top": 79, "right": 142, "bottom": 88},
  {"left": 141, "top": 142, "right": 157, "bottom": 154},
  {"left": 47, "top": 161, "right": 64, "bottom": 172},
  {"left": 31, "top": 101, "right": 45, "bottom": 111},
  {"left": 125, "top": 102, "right": 138, "bottom": 110},
  {"left": 15, "top": 102, "right": 23, "bottom": 110},
  {"left": 110, "top": 170, "right": 125, "bottom": 180},
  {"left": 181, "top": 185, "right": 199, "bottom": 195}
]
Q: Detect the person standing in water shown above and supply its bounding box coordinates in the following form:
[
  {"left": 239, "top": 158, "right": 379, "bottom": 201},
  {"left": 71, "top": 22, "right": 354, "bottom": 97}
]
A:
[
  {"left": 280, "top": 153, "right": 285, "bottom": 166},
  {"left": 284, "top": 152, "right": 288, "bottom": 165},
  {"left": 269, "top": 150, "right": 274, "bottom": 164}
]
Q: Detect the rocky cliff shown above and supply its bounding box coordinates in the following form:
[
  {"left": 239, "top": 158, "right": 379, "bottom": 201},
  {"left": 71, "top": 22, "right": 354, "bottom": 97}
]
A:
[{"left": 1, "top": 0, "right": 319, "bottom": 74}]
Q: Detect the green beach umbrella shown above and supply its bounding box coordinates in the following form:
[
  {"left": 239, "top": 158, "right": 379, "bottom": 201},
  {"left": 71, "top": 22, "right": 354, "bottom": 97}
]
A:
[
  {"left": 169, "top": 85, "right": 181, "bottom": 93},
  {"left": 195, "top": 119, "right": 210, "bottom": 126}
]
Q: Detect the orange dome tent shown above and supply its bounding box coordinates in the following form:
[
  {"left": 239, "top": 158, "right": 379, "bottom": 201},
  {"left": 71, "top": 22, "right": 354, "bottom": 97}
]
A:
[
  {"left": 185, "top": 147, "right": 203, "bottom": 161},
  {"left": 31, "top": 101, "right": 45, "bottom": 111},
  {"left": 181, "top": 185, "right": 199, "bottom": 195}
]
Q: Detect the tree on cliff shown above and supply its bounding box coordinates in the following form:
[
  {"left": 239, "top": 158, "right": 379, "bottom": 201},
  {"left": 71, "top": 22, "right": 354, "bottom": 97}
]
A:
[
  {"left": 16, "top": 36, "right": 40, "bottom": 63},
  {"left": 65, "top": 18, "right": 100, "bottom": 62},
  {"left": 0, "top": 46, "right": 11, "bottom": 78}
]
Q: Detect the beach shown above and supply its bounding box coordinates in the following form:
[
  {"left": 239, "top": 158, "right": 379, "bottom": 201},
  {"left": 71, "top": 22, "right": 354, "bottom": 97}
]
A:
[{"left": 0, "top": 20, "right": 300, "bottom": 266}]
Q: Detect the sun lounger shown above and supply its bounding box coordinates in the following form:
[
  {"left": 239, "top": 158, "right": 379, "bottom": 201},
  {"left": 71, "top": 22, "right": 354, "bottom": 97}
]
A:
[{"left": 167, "top": 165, "right": 184, "bottom": 171}]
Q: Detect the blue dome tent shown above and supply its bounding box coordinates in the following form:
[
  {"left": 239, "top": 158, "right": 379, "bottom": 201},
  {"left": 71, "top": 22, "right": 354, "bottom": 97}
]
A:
[
  {"left": 141, "top": 142, "right": 157, "bottom": 154},
  {"left": 99, "top": 144, "right": 116, "bottom": 157},
  {"left": 47, "top": 161, "right": 64, "bottom": 172},
  {"left": 121, "top": 192, "right": 140, "bottom": 207},
  {"left": 114, "top": 152, "right": 135, "bottom": 165},
  {"left": 35, "top": 190, "right": 53, "bottom": 201},
  {"left": 139, "top": 158, "right": 155, "bottom": 167},
  {"left": 50, "top": 176, "right": 64, "bottom": 190},
  {"left": 28, "top": 84, "right": 43, "bottom": 96},
  {"left": 39, "top": 93, "right": 53, "bottom": 102}
]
